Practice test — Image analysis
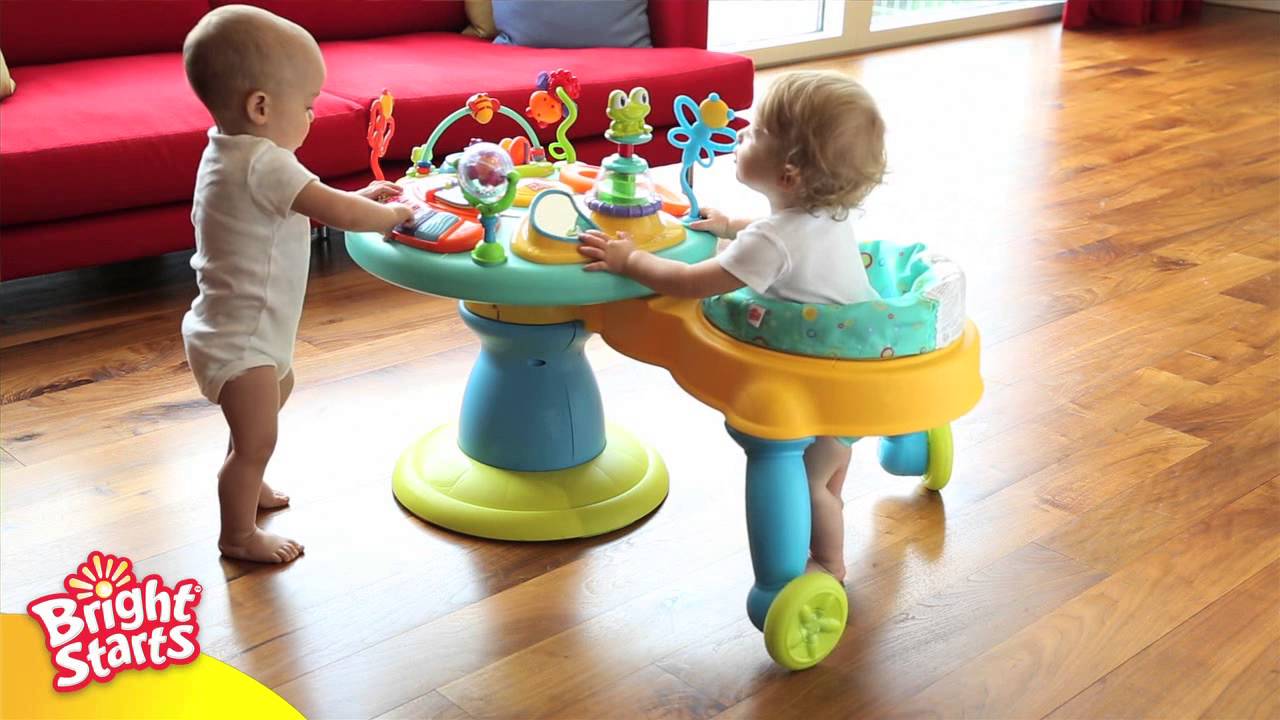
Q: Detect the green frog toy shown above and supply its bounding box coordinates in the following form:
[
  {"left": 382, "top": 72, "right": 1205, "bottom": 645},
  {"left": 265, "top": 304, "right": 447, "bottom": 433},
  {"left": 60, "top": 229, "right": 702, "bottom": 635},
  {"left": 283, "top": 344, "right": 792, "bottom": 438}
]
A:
[{"left": 605, "top": 87, "right": 653, "bottom": 142}]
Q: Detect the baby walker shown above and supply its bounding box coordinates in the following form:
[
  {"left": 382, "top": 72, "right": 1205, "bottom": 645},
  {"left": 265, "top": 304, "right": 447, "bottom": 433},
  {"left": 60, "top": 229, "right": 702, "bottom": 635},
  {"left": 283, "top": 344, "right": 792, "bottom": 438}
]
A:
[{"left": 353, "top": 75, "right": 983, "bottom": 670}]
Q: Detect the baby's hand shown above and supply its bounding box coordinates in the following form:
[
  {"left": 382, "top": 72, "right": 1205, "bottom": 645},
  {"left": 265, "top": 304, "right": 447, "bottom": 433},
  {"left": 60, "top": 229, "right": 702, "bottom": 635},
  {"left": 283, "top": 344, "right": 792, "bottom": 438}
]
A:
[
  {"left": 688, "top": 207, "right": 733, "bottom": 238},
  {"left": 357, "top": 180, "right": 403, "bottom": 202},
  {"left": 385, "top": 202, "right": 415, "bottom": 233},
  {"left": 578, "top": 230, "right": 636, "bottom": 274}
]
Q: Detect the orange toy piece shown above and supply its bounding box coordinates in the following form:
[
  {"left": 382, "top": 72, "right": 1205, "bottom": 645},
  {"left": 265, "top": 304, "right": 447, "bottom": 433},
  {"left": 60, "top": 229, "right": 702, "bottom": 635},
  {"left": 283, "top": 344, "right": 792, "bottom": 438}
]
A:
[
  {"left": 526, "top": 89, "right": 563, "bottom": 128},
  {"left": 654, "top": 183, "right": 691, "bottom": 217},
  {"left": 500, "top": 136, "right": 533, "bottom": 165},
  {"left": 367, "top": 90, "right": 395, "bottom": 181},
  {"left": 557, "top": 163, "right": 599, "bottom": 193}
]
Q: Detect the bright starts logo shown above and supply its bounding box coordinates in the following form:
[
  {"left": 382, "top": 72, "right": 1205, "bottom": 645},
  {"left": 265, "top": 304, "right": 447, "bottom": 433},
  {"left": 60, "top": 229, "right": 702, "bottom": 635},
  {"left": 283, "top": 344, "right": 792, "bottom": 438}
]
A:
[{"left": 26, "top": 551, "right": 203, "bottom": 692}]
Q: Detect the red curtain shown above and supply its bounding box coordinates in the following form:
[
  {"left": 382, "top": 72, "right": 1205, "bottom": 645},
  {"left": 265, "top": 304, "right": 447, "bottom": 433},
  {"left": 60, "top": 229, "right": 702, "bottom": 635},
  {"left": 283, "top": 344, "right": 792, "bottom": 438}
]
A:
[{"left": 1063, "top": 0, "right": 1203, "bottom": 29}]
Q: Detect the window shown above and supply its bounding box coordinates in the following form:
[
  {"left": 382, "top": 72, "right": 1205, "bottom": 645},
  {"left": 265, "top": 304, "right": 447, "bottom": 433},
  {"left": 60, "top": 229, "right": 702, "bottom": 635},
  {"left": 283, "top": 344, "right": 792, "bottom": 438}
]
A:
[
  {"left": 872, "top": 0, "right": 1059, "bottom": 31},
  {"left": 708, "top": 0, "right": 1064, "bottom": 67},
  {"left": 708, "top": 0, "right": 842, "bottom": 52}
]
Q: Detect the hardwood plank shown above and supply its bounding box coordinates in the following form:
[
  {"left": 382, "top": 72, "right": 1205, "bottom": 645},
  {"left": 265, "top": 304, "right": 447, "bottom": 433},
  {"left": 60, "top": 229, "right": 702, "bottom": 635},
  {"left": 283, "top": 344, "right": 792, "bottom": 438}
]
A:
[
  {"left": 0, "top": 310, "right": 188, "bottom": 404},
  {"left": 1035, "top": 420, "right": 1207, "bottom": 515},
  {"left": 271, "top": 469, "right": 926, "bottom": 718},
  {"left": 663, "top": 543, "right": 1104, "bottom": 717},
  {"left": 373, "top": 691, "right": 473, "bottom": 720},
  {"left": 980, "top": 254, "right": 1270, "bottom": 389},
  {"left": 1148, "top": 210, "right": 1277, "bottom": 267},
  {"left": 1041, "top": 409, "right": 1280, "bottom": 571},
  {"left": 1146, "top": 354, "right": 1280, "bottom": 442},
  {"left": 1198, "top": 639, "right": 1280, "bottom": 720},
  {"left": 971, "top": 364, "right": 1201, "bottom": 458},
  {"left": 1154, "top": 311, "right": 1280, "bottom": 384},
  {"left": 277, "top": 550, "right": 746, "bottom": 719},
  {"left": 600, "top": 480, "right": 1077, "bottom": 718},
  {"left": 1223, "top": 270, "right": 1280, "bottom": 309},
  {"left": 0, "top": 319, "right": 476, "bottom": 465},
  {"left": 555, "top": 665, "right": 727, "bottom": 720},
  {"left": 0, "top": 253, "right": 197, "bottom": 350},
  {"left": 0, "top": 448, "right": 20, "bottom": 472},
  {"left": 0, "top": 239, "right": 367, "bottom": 351},
  {"left": 1241, "top": 237, "right": 1280, "bottom": 262},
  {"left": 1064, "top": 366, "right": 1206, "bottom": 439},
  {"left": 882, "top": 480, "right": 1280, "bottom": 720},
  {"left": 950, "top": 368, "right": 1206, "bottom": 507},
  {"left": 1045, "top": 559, "right": 1280, "bottom": 720}
]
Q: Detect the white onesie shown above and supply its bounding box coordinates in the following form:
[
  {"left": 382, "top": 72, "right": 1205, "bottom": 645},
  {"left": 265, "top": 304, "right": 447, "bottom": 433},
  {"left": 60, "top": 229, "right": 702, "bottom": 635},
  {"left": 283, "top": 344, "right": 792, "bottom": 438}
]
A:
[
  {"left": 181, "top": 129, "right": 318, "bottom": 403},
  {"left": 716, "top": 207, "right": 879, "bottom": 305}
]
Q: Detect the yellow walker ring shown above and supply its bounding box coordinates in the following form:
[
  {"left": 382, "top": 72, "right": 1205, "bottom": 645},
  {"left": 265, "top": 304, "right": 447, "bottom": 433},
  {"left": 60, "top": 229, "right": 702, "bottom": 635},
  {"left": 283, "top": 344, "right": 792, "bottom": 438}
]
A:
[{"left": 580, "top": 297, "right": 983, "bottom": 443}]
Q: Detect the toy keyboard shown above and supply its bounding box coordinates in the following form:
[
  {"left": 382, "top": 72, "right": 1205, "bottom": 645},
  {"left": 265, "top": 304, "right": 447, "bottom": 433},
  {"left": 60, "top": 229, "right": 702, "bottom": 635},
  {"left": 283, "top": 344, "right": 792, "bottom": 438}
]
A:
[{"left": 389, "top": 199, "right": 484, "bottom": 254}]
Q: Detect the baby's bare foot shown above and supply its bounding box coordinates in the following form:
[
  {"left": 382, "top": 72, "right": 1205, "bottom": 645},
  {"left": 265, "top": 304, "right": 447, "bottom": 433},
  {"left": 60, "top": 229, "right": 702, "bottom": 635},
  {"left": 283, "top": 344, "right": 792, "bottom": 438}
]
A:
[
  {"left": 258, "top": 482, "right": 290, "bottom": 510},
  {"left": 806, "top": 557, "right": 847, "bottom": 584},
  {"left": 219, "top": 529, "right": 304, "bottom": 564}
]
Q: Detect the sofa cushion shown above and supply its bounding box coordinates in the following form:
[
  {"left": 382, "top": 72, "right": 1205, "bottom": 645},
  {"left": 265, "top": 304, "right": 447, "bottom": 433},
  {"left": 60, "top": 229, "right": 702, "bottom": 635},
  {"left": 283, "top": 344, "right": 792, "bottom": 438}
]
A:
[
  {"left": 317, "top": 33, "right": 753, "bottom": 160},
  {"left": 212, "top": 0, "right": 468, "bottom": 41},
  {"left": 0, "top": 0, "right": 208, "bottom": 66},
  {"left": 0, "top": 53, "right": 369, "bottom": 226},
  {"left": 492, "top": 0, "right": 651, "bottom": 48}
]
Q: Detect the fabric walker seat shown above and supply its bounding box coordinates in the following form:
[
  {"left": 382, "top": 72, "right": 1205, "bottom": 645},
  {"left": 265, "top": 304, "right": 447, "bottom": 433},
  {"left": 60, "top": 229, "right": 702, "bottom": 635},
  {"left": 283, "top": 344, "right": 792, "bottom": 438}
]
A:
[{"left": 701, "top": 240, "right": 966, "bottom": 360}]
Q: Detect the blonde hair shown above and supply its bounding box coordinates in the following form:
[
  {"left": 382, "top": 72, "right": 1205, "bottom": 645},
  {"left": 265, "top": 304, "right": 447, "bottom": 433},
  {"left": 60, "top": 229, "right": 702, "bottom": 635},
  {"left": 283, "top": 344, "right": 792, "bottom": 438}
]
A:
[
  {"left": 183, "top": 5, "right": 312, "bottom": 120},
  {"left": 755, "top": 71, "right": 887, "bottom": 219}
]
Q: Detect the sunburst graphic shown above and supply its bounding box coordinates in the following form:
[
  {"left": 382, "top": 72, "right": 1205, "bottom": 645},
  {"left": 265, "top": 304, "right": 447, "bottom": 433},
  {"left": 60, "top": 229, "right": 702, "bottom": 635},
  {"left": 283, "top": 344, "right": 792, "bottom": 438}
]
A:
[{"left": 64, "top": 551, "right": 133, "bottom": 601}]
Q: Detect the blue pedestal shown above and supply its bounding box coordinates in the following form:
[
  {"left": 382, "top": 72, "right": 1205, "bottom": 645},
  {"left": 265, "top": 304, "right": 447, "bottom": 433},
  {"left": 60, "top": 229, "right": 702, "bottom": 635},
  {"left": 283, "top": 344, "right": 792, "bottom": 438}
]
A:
[{"left": 458, "top": 305, "right": 606, "bottom": 472}]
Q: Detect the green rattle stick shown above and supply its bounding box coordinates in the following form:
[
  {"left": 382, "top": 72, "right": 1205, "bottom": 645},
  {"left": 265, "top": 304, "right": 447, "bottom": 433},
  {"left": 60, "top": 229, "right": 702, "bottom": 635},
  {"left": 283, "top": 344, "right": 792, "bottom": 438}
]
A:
[{"left": 547, "top": 86, "right": 578, "bottom": 165}]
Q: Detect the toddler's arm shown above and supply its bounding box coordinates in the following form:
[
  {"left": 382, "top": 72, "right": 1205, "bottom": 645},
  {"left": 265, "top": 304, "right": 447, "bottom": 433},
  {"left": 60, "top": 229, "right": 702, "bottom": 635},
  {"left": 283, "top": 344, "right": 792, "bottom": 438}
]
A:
[
  {"left": 292, "top": 181, "right": 413, "bottom": 234},
  {"left": 578, "top": 230, "right": 744, "bottom": 299}
]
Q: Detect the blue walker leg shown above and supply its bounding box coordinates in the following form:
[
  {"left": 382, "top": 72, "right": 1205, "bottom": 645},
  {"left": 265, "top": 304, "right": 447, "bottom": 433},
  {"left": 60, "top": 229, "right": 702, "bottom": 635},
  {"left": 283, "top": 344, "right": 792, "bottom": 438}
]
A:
[
  {"left": 878, "top": 427, "right": 955, "bottom": 490},
  {"left": 878, "top": 432, "right": 930, "bottom": 477},
  {"left": 728, "top": 425, "right": 850, "bottom": 670},
  {"left": 726, "top": 426, "right": 814, "bottom": 630}
]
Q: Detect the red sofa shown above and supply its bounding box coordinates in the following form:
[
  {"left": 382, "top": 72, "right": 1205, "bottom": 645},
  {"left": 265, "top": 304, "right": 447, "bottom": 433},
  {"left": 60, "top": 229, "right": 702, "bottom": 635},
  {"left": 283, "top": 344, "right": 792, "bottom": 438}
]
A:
[{"left": 0, "top": 0, "right": 753, "bottom": 279}]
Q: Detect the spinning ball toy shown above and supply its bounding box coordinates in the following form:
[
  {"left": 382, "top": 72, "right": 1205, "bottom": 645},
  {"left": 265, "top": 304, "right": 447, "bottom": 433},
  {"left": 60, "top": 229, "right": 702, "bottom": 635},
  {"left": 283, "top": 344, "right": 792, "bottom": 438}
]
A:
[{"left": 457, "top": 143, "right": 519, "bottom": 266}]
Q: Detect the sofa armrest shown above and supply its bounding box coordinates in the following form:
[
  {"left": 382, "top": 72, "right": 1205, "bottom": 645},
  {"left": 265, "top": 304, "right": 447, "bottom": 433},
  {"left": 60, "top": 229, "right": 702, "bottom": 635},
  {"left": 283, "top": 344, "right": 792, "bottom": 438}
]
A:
[{"left": 649, "top": 0, "right": 709, "bottom": 48}]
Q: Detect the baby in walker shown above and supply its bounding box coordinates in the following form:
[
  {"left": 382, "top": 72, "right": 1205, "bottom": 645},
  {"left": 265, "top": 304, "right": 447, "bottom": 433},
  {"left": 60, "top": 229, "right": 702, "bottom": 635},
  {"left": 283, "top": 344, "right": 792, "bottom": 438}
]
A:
[{"left": 578, "top": 71, "right": 888, "bottom": 581}]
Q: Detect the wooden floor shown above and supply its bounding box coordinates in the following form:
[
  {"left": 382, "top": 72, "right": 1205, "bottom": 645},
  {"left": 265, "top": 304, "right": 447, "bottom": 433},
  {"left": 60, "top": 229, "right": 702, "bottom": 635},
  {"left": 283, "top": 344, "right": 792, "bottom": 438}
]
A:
[{"left": 3, "top": 7, "right": 1278, "bottom": 718}]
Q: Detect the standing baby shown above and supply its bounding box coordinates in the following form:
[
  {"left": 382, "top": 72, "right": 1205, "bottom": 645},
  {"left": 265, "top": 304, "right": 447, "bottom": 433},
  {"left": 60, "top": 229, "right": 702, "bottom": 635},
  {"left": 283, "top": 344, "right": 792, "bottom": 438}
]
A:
[{"left": 181, "top": 5, "right": 414, "bottom": 563}]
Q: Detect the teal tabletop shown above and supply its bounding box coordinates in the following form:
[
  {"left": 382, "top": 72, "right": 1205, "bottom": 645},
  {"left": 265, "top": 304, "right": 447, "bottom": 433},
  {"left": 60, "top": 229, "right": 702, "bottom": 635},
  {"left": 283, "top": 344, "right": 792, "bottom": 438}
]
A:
[{"left": 346, "top": 204, "right": 717, "bottom": 307}]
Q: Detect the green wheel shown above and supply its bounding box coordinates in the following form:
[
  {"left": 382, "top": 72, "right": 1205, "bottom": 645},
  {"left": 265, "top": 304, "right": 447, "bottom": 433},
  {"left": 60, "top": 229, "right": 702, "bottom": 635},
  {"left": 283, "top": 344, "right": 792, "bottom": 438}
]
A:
[
  {"left": 922, "top": 424, "right": 954, "bottom": 491},
  {"left": 763, "top": 573, "right": 848, "bottom": 670}
]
